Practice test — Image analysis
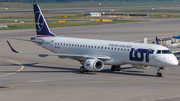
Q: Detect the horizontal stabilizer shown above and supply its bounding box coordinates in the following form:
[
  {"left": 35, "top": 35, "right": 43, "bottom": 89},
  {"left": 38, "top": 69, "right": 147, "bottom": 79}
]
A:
[{"left": 5, "top": 37, "right": 42, "bottom": 43}]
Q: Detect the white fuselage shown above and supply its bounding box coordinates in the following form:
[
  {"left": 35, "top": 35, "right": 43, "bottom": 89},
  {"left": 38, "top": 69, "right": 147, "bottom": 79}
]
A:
[{"left": 37, "top": 37, "right": 178, "bottom": 67}]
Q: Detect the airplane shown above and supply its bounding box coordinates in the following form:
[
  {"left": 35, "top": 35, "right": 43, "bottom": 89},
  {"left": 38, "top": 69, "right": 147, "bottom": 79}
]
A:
[{"left": 6, "top": 4, "right": 179, "bottom": 77}]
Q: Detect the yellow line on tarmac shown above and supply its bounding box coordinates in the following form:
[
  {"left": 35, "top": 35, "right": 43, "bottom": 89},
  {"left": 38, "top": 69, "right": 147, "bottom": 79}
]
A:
[
  {"left": 165, "top": 76, "right": 180, "bottom": 78},
  {"left": 4, "top": 80, "right": 180, "bottom": 87},
  {"left": 0, "top": 59, "right": 24, "bottom": 78}
]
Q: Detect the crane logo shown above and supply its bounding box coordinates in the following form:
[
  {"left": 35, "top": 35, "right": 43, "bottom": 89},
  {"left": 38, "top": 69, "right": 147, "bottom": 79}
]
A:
[{"left": 35, "top": 11, "right": 44, "bottom": 32}]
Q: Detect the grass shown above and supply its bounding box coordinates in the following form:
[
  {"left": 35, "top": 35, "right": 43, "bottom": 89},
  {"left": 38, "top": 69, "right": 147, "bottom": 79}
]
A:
[
  {"left": 0, "top": 20, "right": 149, "bottom": 30},
  {"left": 0, "top": 12, "right": 149, "bottom": 30},
  {"left": 0, "top": 20, "right": 35, "bottom": 23},
  {"left": 1, "top": 2, "right": 180, "bottom": 10},
  {"left": 0, "top": 13, "right": 80, "bottom": 19}
]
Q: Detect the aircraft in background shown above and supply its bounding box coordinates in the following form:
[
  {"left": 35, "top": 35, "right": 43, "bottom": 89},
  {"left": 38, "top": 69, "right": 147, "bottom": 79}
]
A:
[{"left": 7, "top": 4, "right": 178, "bottom": 77}]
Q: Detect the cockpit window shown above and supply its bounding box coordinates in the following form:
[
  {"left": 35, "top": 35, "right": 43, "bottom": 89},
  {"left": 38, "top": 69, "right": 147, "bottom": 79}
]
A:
[
  {"left": 157, "top": 50, "right": 161, "bottom": 54},
  {"left": 162, "top": 50, "right": 172, "bottom": 54}
]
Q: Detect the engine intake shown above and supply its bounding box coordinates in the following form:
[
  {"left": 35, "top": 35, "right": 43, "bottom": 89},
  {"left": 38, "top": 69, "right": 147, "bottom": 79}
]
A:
[
  {"left": 132, "top": 65, "right": 150, "bottom": 69},
  {"left": 84, "top": 59, "right": 104, "bottom": 71}
]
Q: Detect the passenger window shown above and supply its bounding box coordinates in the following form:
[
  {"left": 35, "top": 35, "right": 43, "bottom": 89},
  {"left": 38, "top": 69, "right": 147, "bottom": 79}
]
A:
[
  {"left": 157, "top": 50, "right": 161, "bottom": 54},
  {"left": 114, "top": 48, "right": 116, "bottom": 50},
  {"left": 95, "top": 46, "right": 96, "bottom": 48},
  {"left": 108, "top": 47, "right": 110, "bottom": 50},
  {"left": 124, "top": 49, "right": 126, "bottom": 51}
]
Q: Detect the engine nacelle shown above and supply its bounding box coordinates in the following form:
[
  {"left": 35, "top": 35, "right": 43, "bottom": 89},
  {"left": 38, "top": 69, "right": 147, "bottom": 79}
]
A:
[
  {"left": 84, "top": 59, "right": 104, "bottom": 71},
  {"left": 132, "top": 65, "right": 150, "bottom": 69}
]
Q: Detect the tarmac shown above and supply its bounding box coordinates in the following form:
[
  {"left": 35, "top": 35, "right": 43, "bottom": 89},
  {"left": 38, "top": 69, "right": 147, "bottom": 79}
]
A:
[{"left": 0, "top": 18, "right": 180, "bottom": 101}]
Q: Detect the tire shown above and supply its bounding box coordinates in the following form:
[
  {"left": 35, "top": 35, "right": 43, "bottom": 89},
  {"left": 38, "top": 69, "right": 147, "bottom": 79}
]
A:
[
  {"left": 80, "top": 66, "right": 85, "bottom": 73},
  {"left": 116, "top": 66, "right": 121, "bottom": 71},
  {"left": 156, "top": 73, "right": 162, "bottom": 77},
  {"left": 111, "top": 66, "right": 116, "bottom": 71}
]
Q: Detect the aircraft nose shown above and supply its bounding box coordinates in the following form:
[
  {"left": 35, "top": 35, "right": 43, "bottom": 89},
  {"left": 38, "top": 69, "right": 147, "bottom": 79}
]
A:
[{"left": 168, "top": 57, "right": 179, "bottom": 66}]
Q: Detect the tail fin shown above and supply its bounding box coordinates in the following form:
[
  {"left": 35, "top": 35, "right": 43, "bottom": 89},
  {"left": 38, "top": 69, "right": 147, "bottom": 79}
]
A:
[
  {"left": 156, "top": 37, "right": 159, "bottom": 45},
  {"left": 33, "top": 4, "right": 56, "bottom": 37}
]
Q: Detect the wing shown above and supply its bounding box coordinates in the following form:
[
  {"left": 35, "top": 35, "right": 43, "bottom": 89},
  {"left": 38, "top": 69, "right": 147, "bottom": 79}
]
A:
[{"left": 7, "top": 41, "right": 111, "bottom": 60}]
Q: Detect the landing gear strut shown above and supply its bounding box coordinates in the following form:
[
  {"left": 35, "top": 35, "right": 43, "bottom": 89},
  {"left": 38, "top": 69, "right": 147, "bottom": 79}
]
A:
[
  {"left": 111, "top": 65, "right": 121, "bottom": 71},
  {"left": 156, "top": 67, "right": 163, "bottom": 77}
]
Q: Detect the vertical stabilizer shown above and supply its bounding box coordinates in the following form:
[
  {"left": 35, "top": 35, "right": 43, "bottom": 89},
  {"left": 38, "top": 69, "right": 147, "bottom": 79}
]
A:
[
  {"left": 33, "top": 4, "right": 56, "bottom": 37},
  {"left": 156, "top": 37, "right": 159, "bottom": 45}
]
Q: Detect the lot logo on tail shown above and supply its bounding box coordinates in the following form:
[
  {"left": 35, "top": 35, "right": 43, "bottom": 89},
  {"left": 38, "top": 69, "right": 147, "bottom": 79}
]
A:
[{"left": 35, "top": 11, "right": 44, "bottom": 32}]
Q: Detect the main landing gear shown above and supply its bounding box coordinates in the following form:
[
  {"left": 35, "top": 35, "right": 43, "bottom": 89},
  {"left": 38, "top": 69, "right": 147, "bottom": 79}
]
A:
[
  {"left": 156, "top": 67, "right": 164, "bottom": 77},
  {"left": 78, "top": 60, "right": 88, "bottom": 73},
  {"left": 111, "top": 65, "right": 121, "bottom": 72},
  {"left": 80, "top": 66, "right": 88, "bottom": 73}
]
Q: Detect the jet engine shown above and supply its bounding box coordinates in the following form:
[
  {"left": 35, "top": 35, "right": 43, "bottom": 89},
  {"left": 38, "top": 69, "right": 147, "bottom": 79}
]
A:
[
  {"left": 84, "top": 59, "right": 104, "bottom": 71},
  {"left": 132, "top": 65, "right": 150, "bottom": 69}
]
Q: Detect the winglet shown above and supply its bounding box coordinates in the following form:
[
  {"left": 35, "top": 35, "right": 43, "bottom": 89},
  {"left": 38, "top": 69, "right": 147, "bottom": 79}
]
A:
[
  {"left": 156, "top": 37, "right": 159, "bottom": 45},
  {"left": 7, "top": 41, "right": 19, "bottom": 53}
]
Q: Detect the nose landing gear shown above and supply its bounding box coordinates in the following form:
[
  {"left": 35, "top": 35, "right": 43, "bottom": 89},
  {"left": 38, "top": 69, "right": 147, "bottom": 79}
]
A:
[{"left": 156, "top": 67, "right": 164, "bottom": 77}]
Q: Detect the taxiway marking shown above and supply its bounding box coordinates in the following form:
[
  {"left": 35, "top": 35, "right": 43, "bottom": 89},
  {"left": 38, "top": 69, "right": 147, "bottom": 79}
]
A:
[
  {"left": 4, "top": 80, "right": 180, "bottom": 87},
  {"left": 0, "top": 59, "right": 24, "bottom": 78}
]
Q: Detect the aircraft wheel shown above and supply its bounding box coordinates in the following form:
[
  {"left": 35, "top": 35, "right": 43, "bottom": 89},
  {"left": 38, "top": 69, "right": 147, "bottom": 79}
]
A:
[
  {"left": 156, "top": 73, "right": 162, "bottom": 77},
  {"left": 116, "top": 65, "right": 121, "bottom": 71},
  {"left": 80, "top": 66, "right": 85, "bottom": 73},
  {"left": 111, "top": 65, "right": 116, "bottom": 71}
]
